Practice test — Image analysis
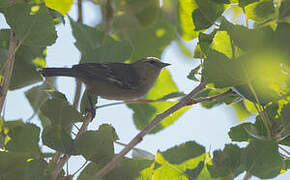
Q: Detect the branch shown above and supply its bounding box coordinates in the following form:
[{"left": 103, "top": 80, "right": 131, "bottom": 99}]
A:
[
  {"left": 51, "top": 112, "right": 93, "bottom": 180},
  {"left": 95, "top": 81, "right": 207, "bottom": 178},
  {"left": 0, "top": 14, "right": 17, "bottom": 113},
  {"left": 73, "top": 0, "right": 84, "bottom": 109}
]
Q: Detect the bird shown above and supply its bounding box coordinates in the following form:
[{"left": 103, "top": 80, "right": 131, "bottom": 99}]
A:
[{"left": 38, "top": 57, "right": 170, "bottom": 101}]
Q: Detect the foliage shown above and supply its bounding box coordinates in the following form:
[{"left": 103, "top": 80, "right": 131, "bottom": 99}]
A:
[{"left": 0, "top": 0, "right": 289, "bottom": 179}]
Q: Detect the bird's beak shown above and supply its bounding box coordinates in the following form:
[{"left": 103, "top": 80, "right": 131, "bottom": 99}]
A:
[{"left": 160, "top": 62, "right": 171, "bottom": 68}]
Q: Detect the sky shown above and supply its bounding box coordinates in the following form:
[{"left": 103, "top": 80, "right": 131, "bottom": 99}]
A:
[{"left": 0, "top": 1, "right": 289, "bottom": 179}]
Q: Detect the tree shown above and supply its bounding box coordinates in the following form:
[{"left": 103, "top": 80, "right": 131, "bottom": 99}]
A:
[{"left": 0, "top": 0, "right": 289, "bottom": 179}]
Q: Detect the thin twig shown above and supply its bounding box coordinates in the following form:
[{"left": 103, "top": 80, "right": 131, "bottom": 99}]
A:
[
  {"left": 279, "top": 145, "right": 290, "bottom": 156},
  {"left": 95, "top": 81, "right": 207, "bottom": 178},
  {"left": 243, "top": 171, "right": 252, "bottom": 180},
  {"left": 72, "top": 160, "right": 88, "bottom": 177},
  {"left": 0, "top": 29, "right": 16, "bottom": 113},
  {"left": 73, "top": 0, "right": 84, "bottom": 109}
]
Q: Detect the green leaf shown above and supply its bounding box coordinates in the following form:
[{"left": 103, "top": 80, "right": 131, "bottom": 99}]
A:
[
  {"left": 194, "top": 30, "right": 217, "bottom": 58},
  {"left": 42, "top": 125, "right": 74, "bottom": 154},
  {"left": 220, "top": 17, "right": 260, "bottom": 50},
  {"left": 40, "top": 91, "right": 82, "bottom": 129},
  {"left": 228, "top": 122, "right": 255, "bottom": 142},
  {"left": 25, "top": 84, "right": 50, "bottom": 113},
  {"left": 0, "top": 152, "right": 28, "bottom": 180},
  {"left": 128, "top": 69, "right": 190, "bottom": 133},
  {"left": 131, "top": 0, "right": 161, "bottom": 27},
  {"left": 128, "top": 21, "right": 175, "bottom": 59},
  {"left": 78, "top": 159, "right": 153, "bottom": 180},
  {"left": 231, "top": 101, "right": 252, "bottom": 120},
  {"left": 25, "top": 159, "right": 51, "bottom": 180},
  {"left": 187, "top": 65, "right": 201, "bottom": 81},
  {"left": 69, "top": 17, "right": 132, "bottom": 63},
  {"left": 207, "top": 144, "right": 245, "bottom": 178},
  {"left": 0, "top": 30, "right": 45, "bottom": 90},
  {"left": 153, "top": 141, "right": 206, "bottom": 179},
  {"left": 211, "top": 31, "right": 233, "bottom": 59},
  {"left": 239, "top": 0, "right": 259, "bottom": 8},
  {"left": 279, "top": 0, "right": 290, "bottom": 22},
  {"left": 0, "top": 0, "right": 9, "bottom": 9},
  {"left": 244, "top": 0, "right": 276, "bottom": 23},
  {"left": 280, "top": 103, "right": 290, "bottom": 134},
  {"left": 244, "top": 140, "right": 283, "bottom": 178},
  {"left": 5, "top": 121, "right": 41, "bottom": 157},
  {"left": 80, "top": 89, "right": 98, "bottom": 115},
  {"left": 44, "top": 0, "right": 73, "bottom": 16},
  {"left": 177, "top": 0, "right": 199, "bottom": 40},
  {"left": 113, "top": 0, "right": 161, "bottom": 29},
  {"left": 204, "top": 49, "right": 289, "bottom": 104},
  {"left": 0, "top": 48, "right": 8, "bottom": 67},
  {"left": 161, "top": 141, "right": 205, "bottom": 164},
  {"left": 5, "top": 3, "right": 57, "bottom": 46},
  {"left": 73, "top": 124, "right": 117, "bottom": 164},
  {"left": 132, "top": 148, "right": 155, "bottom": 160},
  {"left": 192, "top": 0, "right": 226, "bottom": 31}
]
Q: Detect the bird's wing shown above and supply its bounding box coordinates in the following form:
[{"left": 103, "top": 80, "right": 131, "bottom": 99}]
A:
[{"left": 72, "top": 63, "right": 140, "bottom": 89}]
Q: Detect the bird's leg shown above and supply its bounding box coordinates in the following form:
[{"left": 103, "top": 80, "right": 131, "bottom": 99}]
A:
[{"left": 85, "top": 93, "right": 96, "bottom": 120}]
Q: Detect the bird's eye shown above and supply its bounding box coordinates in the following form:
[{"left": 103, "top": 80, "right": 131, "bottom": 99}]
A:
[{"left": 148, "top": 60, "right": 158, "bottom": 65}]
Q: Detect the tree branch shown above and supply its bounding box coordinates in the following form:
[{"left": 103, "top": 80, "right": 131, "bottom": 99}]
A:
[
  {"left": 95, "top": 81, "right": 207, "bottom": 178},
  {"left": 51, "top": 112, "right": 93, "bottom": 180},
  {"left": 0, "top": 16, "right": 16, "bottom": 113},
  {"left": 51, "top": 1, "right": 85, "bottom": 179}
]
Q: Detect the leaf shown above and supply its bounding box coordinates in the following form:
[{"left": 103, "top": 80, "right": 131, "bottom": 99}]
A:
[
  {"left": 73, "top": 124, "right": 117, "bottom": 164},
  {"left": 0, "top": 0, "right": 9, "bottom": 9},
  {"left": 40, "top": 91, "right": 82, "bottom": 129},
  {"left": 228, "top": 122, "right": 255, "bottom": 142},
  {"left": 244, "top": 140, "right": 283, "bottom": 178},
  {"left": 279, "top": 0, "right": 290, "bottom": 22},
  {"left": 5, "top": 3, "right": 57, "bottom": 46},
  {"left": 5, "top": 121, "right": 41, "bottom": 157},
  {"left": 207, "top": 144, "right": 245, "bottom": 178},
  {"left": 128, "top": 69, "right": 190, "bottom": 133},
  {"left": 231, "top": 101, "right": 252, "bottom": 120},
  {"left": 153, "top": 141, "right": 206, "bottom": 179},
  {"left": 128, "top": 21, "right": 175, "bottom": 59},
  {"left": 204, "top": 49, "right": 289, "bottom": 104},
  {"left": 25, "top": 159, "right": 51, "bottom": 180},
  {"left": 69, "top": 17, "right": 132, "bottom": 63},
  {"left": 280, "top": 103, "right": 290, "bottom": 134},
  {"left": 113, "top": 0, "right": 161, "bottom": 29},
  {"left": 161, "top": 141, "right": 205, "bottom": 164},
  {"left": 44, "top": 0, "right": 73, "bottom": 16},
  {"left": 192, "top": 0, "right": 226, "bottom": 31},
  {"left": 211, "top": 31, "right": 233, "bottom": 59},
  {"left": 238, "top": 0, "right": 259, "bottom": 8},
  {"left": 0, "top": 29, "right": 45, "bottom": 90},
  {"left": 187, "top": 65, "right": 201, "bottom": 82},
  {"left": 42, "top": 125, "right": 74, "bottom": 154},
  {"left": 80, "top": 89, "right": 98, "bottom": 115},
  {"left": 177, "top": 0, "right": 199, "bottom": 40},
  {"left": 25, "top": 83, "right": 50, "bottom": 113},
  {"left": 244, "top": 0, "right": 276, "bottom": 23},
  {"left": 132, "top": 148, "right": 155, "bottom": 160},
  {"left": 78, "top": 159, "right": 153, "bottom": 180},
  {"left": 0, "top": 152, "right": 28, "bottom": 180}
]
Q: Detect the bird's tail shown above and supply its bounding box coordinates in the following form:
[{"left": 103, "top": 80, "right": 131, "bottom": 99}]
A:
[{"left": 37, "top": 67, "right": 75, "bottom": 77}]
